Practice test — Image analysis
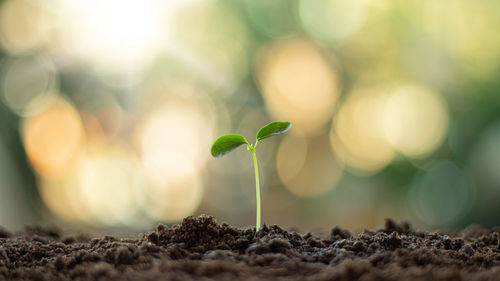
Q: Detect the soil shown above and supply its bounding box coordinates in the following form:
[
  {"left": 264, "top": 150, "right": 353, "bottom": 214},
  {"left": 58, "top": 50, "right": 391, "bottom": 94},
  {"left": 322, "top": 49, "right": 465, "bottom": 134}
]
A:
[{"left": 1, "top": 215, "right": 500, "bottom": 281}]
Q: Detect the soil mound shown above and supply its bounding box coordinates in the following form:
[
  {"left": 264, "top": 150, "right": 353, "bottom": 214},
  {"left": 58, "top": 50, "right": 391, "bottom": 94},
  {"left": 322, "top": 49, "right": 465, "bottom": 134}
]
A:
[{"left": 1, "top": 215, "right": 500, "bottom": 280}]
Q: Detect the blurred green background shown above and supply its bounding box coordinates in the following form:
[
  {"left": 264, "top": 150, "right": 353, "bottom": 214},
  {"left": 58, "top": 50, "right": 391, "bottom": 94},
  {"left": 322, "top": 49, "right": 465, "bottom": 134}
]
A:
[{"left": 1, "top": 0, "right": 500, "bottom": 232}]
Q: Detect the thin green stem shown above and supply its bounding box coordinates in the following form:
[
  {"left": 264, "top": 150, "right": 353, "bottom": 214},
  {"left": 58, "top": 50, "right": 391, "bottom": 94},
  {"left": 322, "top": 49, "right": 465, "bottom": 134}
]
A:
[{"left": 249, "top": 146, "right": 261, "bottom": 232}]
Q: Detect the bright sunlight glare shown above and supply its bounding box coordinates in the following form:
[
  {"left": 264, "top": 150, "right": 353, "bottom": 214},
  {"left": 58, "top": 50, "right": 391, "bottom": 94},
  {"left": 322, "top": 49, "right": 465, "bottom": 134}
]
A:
[{"left": 60, "top": 0, "right": 169, "bottom": 70}]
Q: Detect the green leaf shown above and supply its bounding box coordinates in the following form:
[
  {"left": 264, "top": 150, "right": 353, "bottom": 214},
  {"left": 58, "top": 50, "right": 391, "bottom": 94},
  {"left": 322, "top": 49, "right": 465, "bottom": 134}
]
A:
[
  {"left": 256, "top": 121, "right": 291, "bottom": 141},
  {"left": 210, "top": 134, "right": 248, "bottom": 157}
]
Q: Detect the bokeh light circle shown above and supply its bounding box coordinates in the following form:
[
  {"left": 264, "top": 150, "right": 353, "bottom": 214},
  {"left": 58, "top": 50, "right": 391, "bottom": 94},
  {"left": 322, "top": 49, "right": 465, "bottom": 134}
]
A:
[
  {"left": 382, "top": 85, "right": 449, "bottom": 158},
  {"left": 408, "top": 160, "right": 474, "bottom": 226},
  {"left": 277, "top": 134, "right": 343, "bottom": 198},
  {"left": 0, "top": 0, "right": 53, "bottom": 54},
  {"left": 77, "top": 149, "right": 147, "bottom": 225},
  {"left": 331, "top": 87, "right": 395, "bottom": 174},
  {"left": 138, "top": 101, "right": 215, "bottom": 186},
  {"left": 22, "top": 98, "right": 84, "bottom": 178},
  {"left": 39, "top": 146, "right": 148, "bottom": 226},
  {"left": 144, "top": 177, "right": 203, "bottom": 222},
  {"left": 38, "top": 175, "right": 92, "bottom": 223},
  {"left": 0, "top": 54, "right": 58, "bottom": 116},
  {"left": 277, "top": 134, "right": 308, "bottom": 183},
  {"left": 469, "top": 121, "right": 500, "bottom": 190},
  {"left": 299, "top": 0, "right": 369, "bottom": 45},
  {"left": 256, "top": 38, "right": 340, "bottom": 134}
]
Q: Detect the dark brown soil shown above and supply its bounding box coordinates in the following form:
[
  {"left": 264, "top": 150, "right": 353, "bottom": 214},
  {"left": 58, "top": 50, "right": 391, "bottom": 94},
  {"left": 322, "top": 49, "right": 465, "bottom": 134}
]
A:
[{"left": 1, "top": 215, "right": 500, "bottom": 281}]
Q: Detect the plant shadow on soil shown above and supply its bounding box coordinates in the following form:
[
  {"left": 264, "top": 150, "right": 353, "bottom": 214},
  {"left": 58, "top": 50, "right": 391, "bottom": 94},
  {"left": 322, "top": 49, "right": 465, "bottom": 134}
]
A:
[{"left": 1, "top": 215, "right": 500, "bottom": 281}]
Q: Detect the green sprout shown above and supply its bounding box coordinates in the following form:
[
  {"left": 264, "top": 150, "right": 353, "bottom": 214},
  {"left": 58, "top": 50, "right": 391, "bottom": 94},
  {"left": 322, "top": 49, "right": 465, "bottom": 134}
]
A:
[{"left": 210, "top": 121, "right": 291, "bottom": 231}]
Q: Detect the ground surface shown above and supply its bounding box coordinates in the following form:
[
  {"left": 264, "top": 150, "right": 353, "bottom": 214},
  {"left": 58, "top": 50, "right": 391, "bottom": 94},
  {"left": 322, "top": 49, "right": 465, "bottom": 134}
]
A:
[{"left": 1, "top": 215, "right": 500, "bottom": 281}]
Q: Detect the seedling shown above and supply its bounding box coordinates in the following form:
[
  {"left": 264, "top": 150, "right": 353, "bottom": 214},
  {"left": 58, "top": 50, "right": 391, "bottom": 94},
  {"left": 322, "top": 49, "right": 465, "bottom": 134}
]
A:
[{"left": 210, "top": 121, "right": 291, "bottom": 231}]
